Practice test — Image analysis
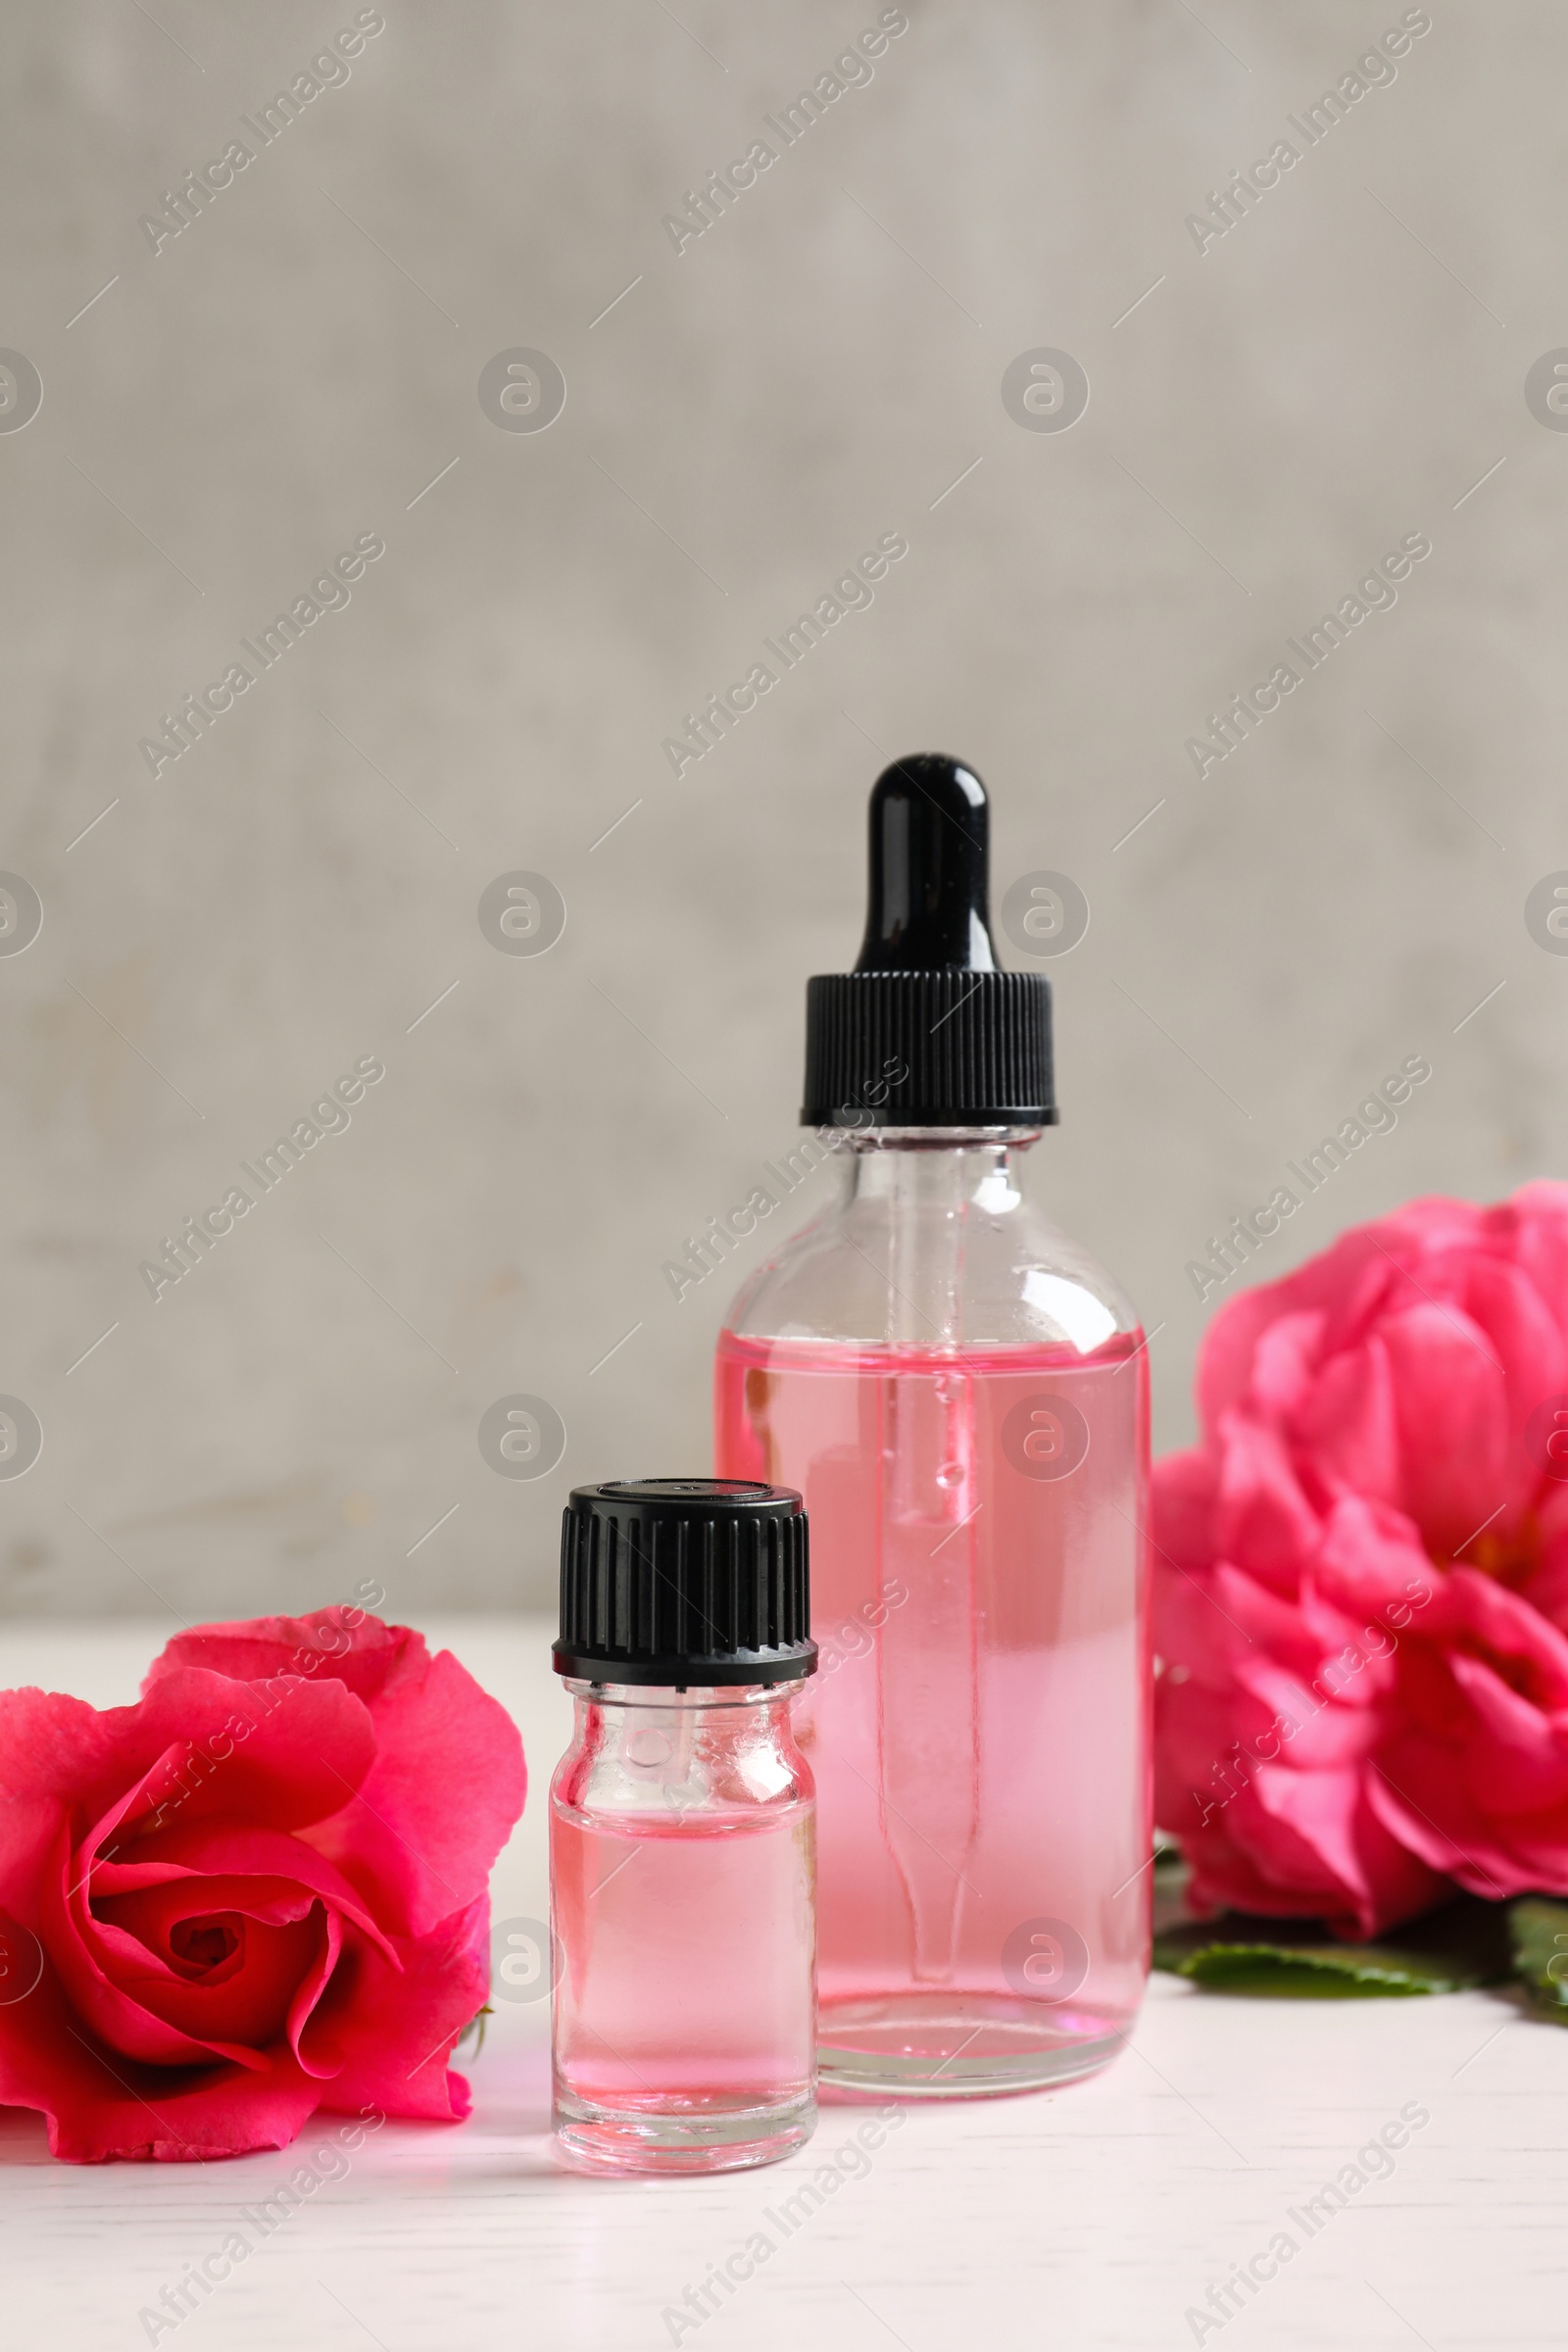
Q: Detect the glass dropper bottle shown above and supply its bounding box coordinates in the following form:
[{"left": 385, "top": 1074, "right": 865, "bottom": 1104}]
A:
[{"left": 715, "top": 754, "right": 1152, "bottom": 2098}]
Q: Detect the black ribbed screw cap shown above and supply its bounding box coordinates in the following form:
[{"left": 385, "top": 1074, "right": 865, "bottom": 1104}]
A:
[
  {"left": 801, "top": 753, "right": 1056, "bottom": 1129},
  {"left": 554, "top": 1479, "right": 816, "bottom": 1687}
]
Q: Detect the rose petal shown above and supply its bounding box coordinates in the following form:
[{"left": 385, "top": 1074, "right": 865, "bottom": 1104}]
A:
[
  {"left": 93, "top": 1878, "right": 327, "bottom": 2051},
  {"left": 1246, "top": 1308, "right": 1326, "bottom": 1420},
  {"left": 0, "top": 1930, "right": 321, "bottom": 2160},
  {"left": 1211, "top": 1412, "right": 1321, "bottom": 1591},
  {"left": 312, "top": 1896, "right": 490, "bottom": 2125},
  {"left": 1151, "top": 1447, "right": 1219, "bottom": 1577},
  {"left": 1289, "top": 1336, "right": 1401, "bottom": 1509},
  {"left": 95, "top": 1822, "right": 398, "bottom": 1965},
  {"left": 1311, "top": 1494, "right": 1435, "bottom": 1624},
  {"left": 0, "top": 1668, "right": 377, "bottom": 1863},
  {"left": 1378, "top": 1301, "right": 1512, "bottom": 1555},
  {"left": 1246, "top": 1762, "right": 1448, "bottom": 1936},
  {"left": 289, "top": 1907, "right": 345, "bottom": 2080},
  {"left": 298, "top": 1656, "right": 524, "bottom": 1942},
  {"left": 146, "top": 1623, "right": 526, "bottom": 1940}
]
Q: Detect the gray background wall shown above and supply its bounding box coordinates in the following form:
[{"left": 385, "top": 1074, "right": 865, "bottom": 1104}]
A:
[{"left": 0, "top": 0, "right": 1558, "bottom": 1618}]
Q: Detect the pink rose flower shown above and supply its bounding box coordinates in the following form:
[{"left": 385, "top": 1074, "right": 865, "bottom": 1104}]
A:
[
  {"left": 1155, "top": 1183, "right": 1568, "bottom": 1937},
  {"left": 0, "top": 1609, "right": 525, "bottom": 2162}
]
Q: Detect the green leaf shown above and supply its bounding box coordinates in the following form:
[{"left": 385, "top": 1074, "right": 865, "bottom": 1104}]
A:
[
  {"left": 1153, "top": 1894, "right": 1513, "bottom": 1998},
  {"left": 1508, "top": 1896, "right": 1568, "bottom": 2023}
]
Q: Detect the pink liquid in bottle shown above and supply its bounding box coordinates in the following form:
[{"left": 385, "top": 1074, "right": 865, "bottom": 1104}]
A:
[
  {"left": 716, "top": 1327, "right": 1151, "bottom": 2094},
  {"left": 552, "top": 1807, "right": 815, "bottom": 2109}
]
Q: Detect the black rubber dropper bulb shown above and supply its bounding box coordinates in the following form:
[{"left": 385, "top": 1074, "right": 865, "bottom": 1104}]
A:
[
  {"left": 801, "top": 752, "right": 1056, "bottom": 1129},
  {"left": 856, "top": 755, "right": 999, "bottom": 974}
]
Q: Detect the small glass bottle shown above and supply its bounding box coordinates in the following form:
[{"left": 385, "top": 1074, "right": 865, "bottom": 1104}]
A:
[
  {"left": 714, "top": 756, "right": 1152, "bottom": 2099},
  {"left": 550, "top": 1478, "right": 818, "bottom": 2173}
]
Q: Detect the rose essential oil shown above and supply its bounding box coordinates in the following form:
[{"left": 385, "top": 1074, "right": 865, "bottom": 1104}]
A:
[
  {"left": 549, "top": 1480, "right": 817, "bottom": 2173},
  {"left": 714, "top": 756, "right": 1152, "bottom": 2097}
]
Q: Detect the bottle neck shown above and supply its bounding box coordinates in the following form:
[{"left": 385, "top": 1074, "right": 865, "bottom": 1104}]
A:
[
  {"left": 563, "top": 1679, "right": 802, "bottom": 1712},
  {"left": 824, "top": 1128, "right": 1040, "bottom": 1348},
  {"left": 838, "top": 1127, "right": 1039, "bottom": 1214},
  {"left": 559, "top": 1681, "right": 808, "bottom": 1819}
]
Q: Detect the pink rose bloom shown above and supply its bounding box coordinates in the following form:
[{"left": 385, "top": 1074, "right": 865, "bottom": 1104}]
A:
[
  {"left": 0, "top": 1610, "right": 525, "bottom": 2162},
  {"left": 1156, "top": 1183, "right": 1568, "bottom": 1937}
]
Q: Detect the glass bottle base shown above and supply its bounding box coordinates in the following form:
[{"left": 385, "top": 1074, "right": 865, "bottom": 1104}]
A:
[
  {"left": 817, "top": 1993, "right": 1134, "bottom": 2098},
  {"left": 553, "top": 2084, "right": 816, "bottom": 2175}
]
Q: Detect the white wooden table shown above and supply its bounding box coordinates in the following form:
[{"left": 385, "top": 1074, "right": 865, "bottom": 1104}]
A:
[{"left": 0, "top": 1619, "right": 1559, "bottom": 2351}]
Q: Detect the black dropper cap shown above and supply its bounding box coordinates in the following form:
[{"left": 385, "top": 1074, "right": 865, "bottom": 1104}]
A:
[
  {"left": 801, "top": 754, "right": 1056, "bottom": 1128},
  {"left": 554, "top": 1479, "right": 816, "bottom": 1687}
]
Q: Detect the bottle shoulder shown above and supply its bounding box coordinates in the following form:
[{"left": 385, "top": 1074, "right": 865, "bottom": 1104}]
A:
[
  {"left": 550, "top": 1706, "right": 812, "bottom": 1821},
  {"left": 722, "top": 1171, "right": 1140, "bottom": 1352}
]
